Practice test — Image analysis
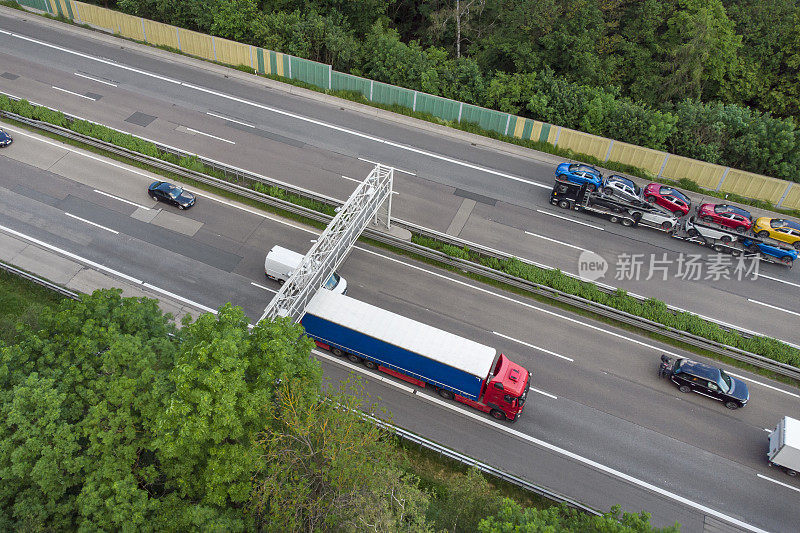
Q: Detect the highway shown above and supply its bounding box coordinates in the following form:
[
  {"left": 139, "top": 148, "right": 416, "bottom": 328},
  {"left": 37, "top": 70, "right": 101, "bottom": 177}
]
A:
[
  {"left": 1, "top": 120, "right": 799, "bottom": 532},
  {"left": 0, "top": 8, "right": 799, "bottom": 347}
]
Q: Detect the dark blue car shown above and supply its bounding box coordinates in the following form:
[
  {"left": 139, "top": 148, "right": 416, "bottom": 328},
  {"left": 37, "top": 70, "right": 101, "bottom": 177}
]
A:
[
  {"left": 669, "top": 358, "right": 749, "bottom": 409},
  {"left": 148, "top": 181, "right": 196, "bottom": 209},
  {"left": 555, "top": 162, "right": 603, "bottom": 191},
  {"left": 0, "top": 128, "right": 12, "bottom": 147}
]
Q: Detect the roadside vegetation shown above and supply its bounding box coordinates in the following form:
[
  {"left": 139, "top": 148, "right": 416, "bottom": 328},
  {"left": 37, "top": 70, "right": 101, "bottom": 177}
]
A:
[{"left": 0, "top": 284, "right": 677, "bottom": 531}]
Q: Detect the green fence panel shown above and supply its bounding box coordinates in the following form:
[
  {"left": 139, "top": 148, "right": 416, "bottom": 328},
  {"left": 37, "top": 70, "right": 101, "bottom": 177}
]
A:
[
  {"left": 331, "top": 72, "right": 371, "bottom": 98},
  {"left": 415, "top": 93, "right": 461, "bottom": 122},
  {"left": 521, "top": 118, "right": 534, "bottom": 139},
  {"left": 256, "top": 48, "right": 266, "bottom": 74},
  {"left": 16, "top": 0, "right": 52, "bottom": 12},
  {"left": 371, "top": 81, "right": 415, "bottom": 108},
  {"left": 290, "top": 56, "right": 329, "bottom": 89},
  {"left": 460, "top": 104, "right": 509, "bottom": 135}
]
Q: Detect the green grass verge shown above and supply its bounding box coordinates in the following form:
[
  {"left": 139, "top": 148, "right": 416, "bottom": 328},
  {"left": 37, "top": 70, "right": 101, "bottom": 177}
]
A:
[
  {"left": 3, "top": 95, "right": 799, "bottom": 378},
  {"left": 0, "top": 265, "right": 67, "bottom": 345}
]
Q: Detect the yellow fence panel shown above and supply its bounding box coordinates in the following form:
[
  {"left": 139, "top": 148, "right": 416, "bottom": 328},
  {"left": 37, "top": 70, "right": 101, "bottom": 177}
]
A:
[
  {"left": 661, "top": 155, "right": 725, "bottom": 189},
  {"left": 780, "top": 185, "right": 800, "bottom": 210},
  {"left": 214, "top": 38, "right": 251, "bottom": 68},
  {"left": 557, "top": 128, "right": 610, "bottom": 160},
  {"left": 73, "top": 2, "right": 112, "bottom": 32},
  {"left": 721, "top": 170, "right": 788, "bottom": 204},
  {"left": 141, "top": 19, "right": 179, "bottom": 49},
  {"left": 608, "top": 141, "right": 666, "bottom": 176},
  {"left": 111, "top": 11, "right": 146, "bottom": 41},
  {"left": 177, "top": 28, "right": 212, "bottom": 59}
]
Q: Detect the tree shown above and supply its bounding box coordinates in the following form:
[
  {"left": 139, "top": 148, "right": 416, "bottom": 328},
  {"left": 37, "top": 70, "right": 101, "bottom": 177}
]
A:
[
  {"left": 428, "top": 0, "right": 486, "bottom": 58},
  {"left": 250, "top": 378, "right": 431, "bottom": 532},
  {"left": 479, "top": 499, "right": 681, "bottom": 533}
]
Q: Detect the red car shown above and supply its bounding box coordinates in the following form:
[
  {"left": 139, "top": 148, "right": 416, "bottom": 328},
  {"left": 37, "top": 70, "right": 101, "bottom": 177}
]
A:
[
  {"left": 697, "top": 203, "right": 753, "bottom": 233},
  {"left": 644, "top": 183, "right": 691, "bottom": 217}
]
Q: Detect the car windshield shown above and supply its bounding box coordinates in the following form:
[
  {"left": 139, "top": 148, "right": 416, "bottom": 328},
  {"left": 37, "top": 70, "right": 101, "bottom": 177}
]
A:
[
  {"left": 718, "top": 370, "right": 732, "bottom": 393},
  {"left": 324, "top": 272, "right": 341, "bottom": 290},
  {"left": 771, "top": 219, "right": 786, "bottom": 228},
  {"left": 168, "top": 187, "right": 183, "bottom": 199}
]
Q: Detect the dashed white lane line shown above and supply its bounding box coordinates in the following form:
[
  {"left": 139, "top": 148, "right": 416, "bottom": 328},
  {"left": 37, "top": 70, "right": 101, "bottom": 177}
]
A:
[
  {"left": 530, "top": 387, "right": 558, "bottom": 399},
  {"left": 727, "top": 372, "right": 800, "bottom": 399},
  {"left": 52, "top": 85, "right": 96, "bottom": 100},
  {"left": 358, "top": 157, "right": 416, "bottom": 176},
  {"left": 93, "top": 189, "right": 149, "bottom": 209},
  {"left": 0, "top": 223, "right": 217, "bottom": 314},
  {"left": 206, "top": 111, "right": 254, "bottom": 128},
  {"left": 64, "top": 212, "right": 118, "bottom": 234},
  {"left": 74, "top": 72, "right": 117, "bottom": 87},
  {"left": 251, "top": 281, "right": 276, "bottom": 293},
  {"left": 747, "top": 299, "right": 800, "bottom": 317},
  {"left": 184, "top": 127, "right": 235, "bottom": 144},
  {"left": 536, "top": 209, "right": 605, "bottom": 230},
  {"left": 340, "top": 175, "right": 362, "bottom": 184},
  {"left": 764, "top": 428, "right": 772, "bottom": 433},
  {"left": 493, "top": 331, "right": 574, "bottom": 362},
  {"left": 757, "top": 474, "right": 800, "bottom": 494},
  {"left": 316, "top": 348, "right": 765, "bottom": 533},
  {"left": 756, "top": 273, "right": 800, "bottom": 289},
  {"left": 524, "top": 230, "right": 588, "bottom": 251}
]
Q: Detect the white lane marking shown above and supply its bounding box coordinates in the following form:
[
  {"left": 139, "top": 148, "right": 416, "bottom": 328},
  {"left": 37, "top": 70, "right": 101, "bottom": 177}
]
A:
[
  {"left": 493, "top": 331, "right": 574, "bottom": 362},
  {"left": 748, "top": 299, "right": 800, "bottom": 318},
  {"left": 64, "top": 212, "right": 118, "bottom": 234},
  {"left": 184, "top": 127, "right": 235, "bottom": 144},
  {"left": 317, "top": 346, "right": 766, "bottom": 533},
  {"left": 524, "top": 230, "right": 588, "bottom": 252},
  {"left": 358, "top": 157, "right": 416, "bottom": 176},
  {"left": 251, "top": 281, "right": 276, "bottom": 292},
  {"left": 52, "top": 85, "right": 96, "bottom": 100},
  {"left": 73, "top": 72, "right": 117, "bottom": 87},
  {"left": 536, "top": 209, "right": 605, "bottom": 230},
  {"left": 340, "top": 175, "right": 362, "bottom": 184},
  {"left": 764, "top": 428, "right": 772, "bottom": 433},
  {"left": 0, "top": 223, "right": 218, "bottom": 314},
  {"left": 727, "top": 372, "right": 800, "bottom": 399},
  {"left": 756, "top": 273, "right": 800, "bottom": 289},
  {"left": 93, "top": 189, "right": 148, "bottom": 209},
  {"left": 10, "top": 32, "right": 182, "bottom": 84},
  {"left": 206, "top": 111, "right": 254, "bottom": 128},
  {"left": 314, "top": 350, "right": 415, "bottom": 393},
  {"left": 757, "top": 474, "right": 800, "bottom": 494},
  {"left": 531, "top": 387, "right": 558, "bottom": 399}
]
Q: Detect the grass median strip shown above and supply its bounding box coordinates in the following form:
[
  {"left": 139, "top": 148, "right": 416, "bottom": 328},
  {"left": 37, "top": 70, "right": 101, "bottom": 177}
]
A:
[{"left": 2, "top": 97, "right": 799, "bottom": 377}]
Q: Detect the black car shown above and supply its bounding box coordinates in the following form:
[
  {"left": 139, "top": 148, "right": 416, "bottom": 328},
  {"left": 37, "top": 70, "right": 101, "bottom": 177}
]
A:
[
  {"left": 668, "top": 358, "right": 749, "bottom": 409},
  {"left": 148, "top": 181, "right": 195, "bottom": 209},
  {"left": 0, "top": 128, "right": 12, "bottom": 147}
]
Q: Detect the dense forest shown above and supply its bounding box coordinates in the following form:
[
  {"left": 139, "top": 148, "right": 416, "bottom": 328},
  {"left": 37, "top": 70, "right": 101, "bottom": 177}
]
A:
[
  {"left": 87, "top": 1, "right": 800, "bottom": 181},
  {"left": 0, "top": 289, "right": 678, "bottom": 531}
]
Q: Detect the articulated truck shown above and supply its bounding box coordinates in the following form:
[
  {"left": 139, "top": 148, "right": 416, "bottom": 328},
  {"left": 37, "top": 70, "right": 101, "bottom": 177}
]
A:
[{"left": 301, "top": 290, "right": 531, "bottom": 421}]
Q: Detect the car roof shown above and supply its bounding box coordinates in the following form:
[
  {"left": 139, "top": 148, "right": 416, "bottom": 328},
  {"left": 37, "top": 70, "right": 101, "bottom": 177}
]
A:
[
  {"left": 570, "top": 163, "right": 601, "bottom": 174},
  {"left": 676, "top": 359, "right": 720, "bottom": 380},
  {"left": 714, "top": 204, "right": 751, "bottom": 217},
  {"left": 607, "top": 175, "right": 634, "bottom": 186}
]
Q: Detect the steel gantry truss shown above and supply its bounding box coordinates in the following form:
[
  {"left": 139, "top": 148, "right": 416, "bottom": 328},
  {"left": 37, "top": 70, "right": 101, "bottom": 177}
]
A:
[{"left": 259, "top": 164, "right": 394, "bottom": 323}]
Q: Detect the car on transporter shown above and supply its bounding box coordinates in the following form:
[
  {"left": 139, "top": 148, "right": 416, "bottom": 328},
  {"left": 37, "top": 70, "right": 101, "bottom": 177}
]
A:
[{"left": 555, "top": 162, "right": 603, "bottom": 191}]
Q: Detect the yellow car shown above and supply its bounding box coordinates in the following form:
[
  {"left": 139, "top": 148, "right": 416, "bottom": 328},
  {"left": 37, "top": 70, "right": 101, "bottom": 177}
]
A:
[{"left": 753, "top": 217, "right": 800, "bottom": 249}]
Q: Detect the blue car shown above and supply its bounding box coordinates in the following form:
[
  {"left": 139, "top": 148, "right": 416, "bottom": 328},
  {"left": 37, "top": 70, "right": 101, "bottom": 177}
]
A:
[
  {"left": 0, "top": 128, "right": 12, "bottom": 147},
  {"left": 555, "top": 162, "right": 603, "bottom": 191},
  {"left": 742, "top": 239, "right": 797, "bottom": 266}
]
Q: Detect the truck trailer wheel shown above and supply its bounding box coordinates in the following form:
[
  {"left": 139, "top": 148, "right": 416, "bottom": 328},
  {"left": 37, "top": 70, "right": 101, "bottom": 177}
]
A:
[
  {"left": 438, "top": 388, "right": 455, "bottom": 400},
  {"left": 364, "top": 360, "right": 378, "bottom": 370},
  {"left": 609, "top": 215, "right": 620, "bottom": 224},
  {"left": 621, "top": 217, "right": 634, "bottom": 227},
  {"left": 347, "top": 354, "right": 362, "bottom": 364},
  {"left": 787, "top": 469, "right": 798, "bottom": 477},
  {"left": 490, "top": 409, "right": 506, "bottom": 421},
  {"left": 558, "top": 200, "right": 571, "bottom": 209},
  {"left": 331, "top": 347, "right": 345, "bottom": 357}
]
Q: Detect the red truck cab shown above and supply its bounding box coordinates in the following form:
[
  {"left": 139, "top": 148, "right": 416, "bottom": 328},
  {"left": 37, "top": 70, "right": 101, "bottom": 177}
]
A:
[{"left": 455, "top": 354, "right": 530, "bottom": 421}]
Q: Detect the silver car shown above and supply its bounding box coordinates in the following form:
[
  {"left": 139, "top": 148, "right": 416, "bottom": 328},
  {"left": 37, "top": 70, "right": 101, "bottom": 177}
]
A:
[{"left": 602, "top": 175, "right": 643, "bottom": 205}]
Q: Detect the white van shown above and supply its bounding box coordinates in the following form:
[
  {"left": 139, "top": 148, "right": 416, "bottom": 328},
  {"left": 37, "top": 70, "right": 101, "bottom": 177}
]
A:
[{"left": 264, "top": 245, "right": 347, "bottom": 294}]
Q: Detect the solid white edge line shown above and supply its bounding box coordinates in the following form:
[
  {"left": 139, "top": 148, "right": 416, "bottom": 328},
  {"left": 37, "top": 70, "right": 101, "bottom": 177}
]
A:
[
  {"left": 92, "top": 189, "right": 148, "bottom": 209},
  {"left": 726, "top": 372, "right": 800, "bottom": 399},
  {"left": 64, "top": 212, "right": 118, "bottom": 234},
  {"left": 141, "top": 283, "right": 217, "bottom": 314},
  {"left": 316, "top": 346, "right": 766, "bottom": 533},
  {"left": 73, "top": 72, "right": 117, "bottom": 87},
  {"left": 756, "top": 273, "right": 800, "bottom": 289},
  {"left": 756, "top": 474, "right": 800, "bottom": 494},
  {"left": 524, "top": 230, "right": 588, "bottom": 251},
  {"left": 747, "top": 299, "right": 800, "bottom": 318},
  {"left": 206, "top": 111, "right": 254, "bottom": 128},
  {"left": 492, "top": 331, "right": 574, "bottom": 362},
  {"left": 184, "top": 127, "right": 235, "bottom": 144},
  {"left": 250, "top": 281, "right": 276, "bottom": 293},
  {"left": 51, "top": 85, "right": 96, "bottom": 100},
  {"left": 357, "top": 157, "right": 416, "bottom": 176},
  {"left": 536, "top": 209, "right": 605, "bottom": 230}
]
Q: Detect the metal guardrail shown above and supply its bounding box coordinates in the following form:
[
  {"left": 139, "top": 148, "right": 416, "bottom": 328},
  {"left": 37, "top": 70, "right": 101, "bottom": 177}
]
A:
[
  {"left": 3, "top": 105, "right": 799, "bottom": 381},
  {"left": 0, "top": 261, "right": 81, "bottom": 300}
]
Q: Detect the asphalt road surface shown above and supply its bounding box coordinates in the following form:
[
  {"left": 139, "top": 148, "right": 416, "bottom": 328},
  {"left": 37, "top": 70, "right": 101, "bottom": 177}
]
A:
[
  {"left": 0, "top": 9, "right": 799, "bottom": 348},
  {"left": 1, "top": 123, "right": 799, "bottom": 532}
]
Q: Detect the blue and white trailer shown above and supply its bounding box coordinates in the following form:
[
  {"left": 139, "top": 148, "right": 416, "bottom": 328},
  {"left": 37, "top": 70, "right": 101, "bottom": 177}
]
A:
[{"left": 301, "top": 290, "right": 530, "bottom": 421}]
